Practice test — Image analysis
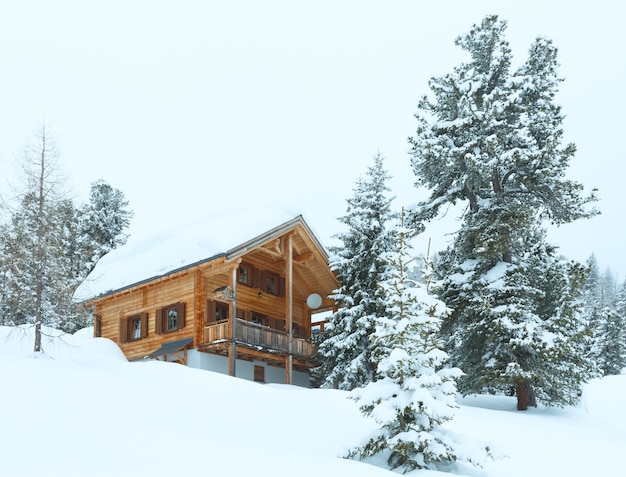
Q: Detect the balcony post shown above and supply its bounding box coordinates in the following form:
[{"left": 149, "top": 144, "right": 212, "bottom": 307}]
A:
[
  {"left": 285, "top": 234, "right": 293, "bottom": 384},
  {"left": 228, "top": 262, "right": 240, "bottom": 377}
]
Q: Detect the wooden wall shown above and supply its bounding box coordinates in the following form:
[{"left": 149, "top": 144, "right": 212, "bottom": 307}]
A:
[
  {"left": 95, "top": 269, "right": 199, "bottom": 361},
  {"left": 93, "top": 251, "right": 316, "bottom": 361}
]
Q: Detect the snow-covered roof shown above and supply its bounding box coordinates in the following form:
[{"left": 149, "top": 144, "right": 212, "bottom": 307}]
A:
[{"left": 75, "top": 205, "right": 312, "bottom": 301}]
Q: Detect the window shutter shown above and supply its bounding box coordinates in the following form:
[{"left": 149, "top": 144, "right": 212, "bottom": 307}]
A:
[
  {"left": 206, "top": 300, "right": 215, "bottom": 324},
  {"left": 140, "top": 312, "right": 149, "bottom": 339},
  {"left": 119, "top": 318, "right": 128, "bottom": 343},
  {"left": 155, "top": 308, "right": 163, "bottom": 334},
  {"left": 237, "top": 308, "right": 245, "bottom": 320},
  {"left": 251, "top": 266, "right": 261, "bottom": 288},
  {"left": 95, "top": 315, "right": 102, "bottom": 337},
  {"left": 278, "top": 277, "right": 286, "bottom": 297},
  {"left": 177, "top": 302, "right": 186, "bottom": 329},
  {"left": 293, "top": 324, "right": 305, "bottom": 338}
]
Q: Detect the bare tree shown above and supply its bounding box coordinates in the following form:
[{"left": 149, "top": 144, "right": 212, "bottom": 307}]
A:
[{"left": 9, "top": 124, "right": 69, "bottom": 351}]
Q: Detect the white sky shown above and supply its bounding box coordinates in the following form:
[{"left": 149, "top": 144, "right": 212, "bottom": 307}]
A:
[{"left": 1, "top": 1, "right": 624, "bottom": 278}]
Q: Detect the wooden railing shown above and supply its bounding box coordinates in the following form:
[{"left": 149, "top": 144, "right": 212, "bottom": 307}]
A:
[{"left": 203, "top": 319, "right": 314, "bottom": 358}]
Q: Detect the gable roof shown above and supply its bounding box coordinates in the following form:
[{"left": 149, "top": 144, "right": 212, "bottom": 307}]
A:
[{"left": 75, "top": 206, "right": 329, "bottom": 302}]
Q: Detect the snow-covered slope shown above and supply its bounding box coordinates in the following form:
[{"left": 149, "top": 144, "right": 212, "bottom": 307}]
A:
[{"left": 1, "top": 325, "right": 624, "bottom": 477}]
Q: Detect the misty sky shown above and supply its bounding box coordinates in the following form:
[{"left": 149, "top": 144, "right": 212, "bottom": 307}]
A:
[{"left": 1, "top": 1, "right": 624, "bottom": 278}]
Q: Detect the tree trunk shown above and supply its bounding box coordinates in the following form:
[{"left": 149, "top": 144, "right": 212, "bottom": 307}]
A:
[
  {"left": 34, "top": 319, "right": 42, "bottom": 352},
  {"left": 503, "top": 247, "right": 512, "bottom": 264},
  {"left": 33, "top": 135, "right": 47, "bottom": 353},
  {"left": 516, "top": 378, "right": 536, "bottom": 410},
  {"left": 516, "top": 378, "right": 528, "bottom": 410}
]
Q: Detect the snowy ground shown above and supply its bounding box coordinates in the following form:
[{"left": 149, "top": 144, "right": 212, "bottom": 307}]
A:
[{"left": 1, "top": 326, "right": 624, "bottom": 477}]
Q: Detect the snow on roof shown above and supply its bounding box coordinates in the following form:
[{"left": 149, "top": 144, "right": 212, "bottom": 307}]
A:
[{"left": 75, "top": 205, "right": 305, "bottom": 301}]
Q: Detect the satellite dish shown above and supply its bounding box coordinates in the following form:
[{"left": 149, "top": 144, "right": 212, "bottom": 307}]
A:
[{"left": 306, "top": 293, "right": 323, "bottom": 309}]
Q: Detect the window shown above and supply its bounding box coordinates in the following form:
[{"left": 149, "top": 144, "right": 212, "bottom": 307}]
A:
[
  {"left": 238, "top": 263, "right": 250, "bottom": 285},
  {"left": 206, "top": 300, "right": 229, "bottom": 323},
  {"left": 292, "top": 323, "right": 306, "bottom": 338},
  {"left": 261, "top": 270, "right": 284, "bottom": 296},
  {"left": 156, "top": 302, "right": 186, "bottom": 334},
  {"left": 215, "top": 302, "right": 229, "bottom": 322},
  {"left": 254, "top": 365, "right": 265, "bottom": 383},
  {"left": 251, "top": 312, "right": 266, "bottom": 326},
  {"left": 265, "top": 274, "right": 276, "bottom": 294},
  {"left": 237, "top": 262, "right": 260, "bottom": 287},
  {"left": 120, "top": 312, "right": 148, "bottom": 342},
  {"left": 132, "top": 317, "right": 142, "bottom": 339}
]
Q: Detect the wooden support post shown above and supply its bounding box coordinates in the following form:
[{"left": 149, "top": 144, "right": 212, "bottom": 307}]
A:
[
  {"left": 195, "top": 270, "right": 204, "bottom": 355},
  {"left": 285, "top": 234, "right": 293, "bottom": 384},
  {"left": 228, "top": 264, "right": 239, "bottom": 377}
]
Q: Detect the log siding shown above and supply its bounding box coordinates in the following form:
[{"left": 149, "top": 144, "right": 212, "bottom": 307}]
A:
[{"left": 85, "top": 216, "right": 339, "bottom": 384}]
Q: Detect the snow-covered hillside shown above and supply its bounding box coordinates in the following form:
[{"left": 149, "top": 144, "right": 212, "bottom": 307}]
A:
[{"left": 1, "top": 326, "right": 624, "bottom": 477}]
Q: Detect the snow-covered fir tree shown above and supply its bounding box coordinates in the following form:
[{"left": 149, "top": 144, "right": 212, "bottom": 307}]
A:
[
  {"left": 76, "top": 179, "right": 133, "bottom": 278},
  {"left": 349, "top": 215, "right": 473, "bottom": 473},
  {"left": 580, "top": 256, "right": 626, "bottom": 376},
  {"left": 599, "top": 267, "right": 618, "bottom": 308},
  {"left": 590, "top": 305, "right": 626, "bottom": 376},
  {"left": 408, "top": 15, "right": 597, "bottom": 409},
  {"left": 581, "top": 255, "right": 607, "bottom": 374},
  {"left": 581, "top": 255, "right": 603, "bottom": 332},
  {"left": 316, "top": 152, "right": 396, "bottom": 390},
  {"left": 613, "top": 281, "right": 626, "bottom": 374},
  {"left": 584, "top": 260, "right": 626, "bottom": 376},
  {"left": 0, "top": 128, "right": 133, "bottom": 338}
]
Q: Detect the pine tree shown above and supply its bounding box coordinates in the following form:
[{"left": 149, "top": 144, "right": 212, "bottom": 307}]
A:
[
  {"left": 78, "top": 179, "right": 133, "bottom": 275},
  {"left": 10, "top": 127, "right": 69, "bottom": 351},
  {"left": 590, "top": 306, "right": 626, "bottom": 376},
  {"left": 582, "top": 255, "right": 602, "bottom": 332},
  {"left": 581, "top": 258, "right": 626, "bottom": 376},
  {"left": 316, "top": 152, "right": 396, "bottom": 390},
  {"left": 0, "top": 127, "right": 133, "bottom": 340},
  {"left": 599, "top": 268, "right": 617, "bottom": 308},
  {"left": 409, "top": 16, "right": 597, "bottom": 409},
  {"left": 349, "top": 216, "right": 469, "bottom": 472},
  {"left": 528, "top": 248, "right": 592, "bottom": 404},
  {"left": 612, "top": 281, "right": 626, "bottom": 374},
  {"left": 587, "top": 277, "right": 626, "bottom": 376}
]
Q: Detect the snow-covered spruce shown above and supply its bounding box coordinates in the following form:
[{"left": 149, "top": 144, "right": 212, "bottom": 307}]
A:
[
  {"left": 0, "top": 126, "right": 132, "bottom": 341},
  {"left": 348, "top": 220, "right": 487, "bottom": 473},
  {"left": 316, "top": 152, "right": 397, "bottom": 390},
  {"left": 408, "top": 15, "right": 598, "bottom": 409},
  {"left": 584, "top": 259, "right": 626, "bottom": 377}
]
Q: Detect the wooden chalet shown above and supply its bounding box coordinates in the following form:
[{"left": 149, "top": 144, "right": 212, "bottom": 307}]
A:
[{"left": 79, "top": 210, "right": 339, "bottom": 386}]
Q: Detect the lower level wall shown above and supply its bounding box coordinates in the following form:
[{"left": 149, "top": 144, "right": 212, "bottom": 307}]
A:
[{"left": 187, "top": 349, "right": 310, "bottom": 387}]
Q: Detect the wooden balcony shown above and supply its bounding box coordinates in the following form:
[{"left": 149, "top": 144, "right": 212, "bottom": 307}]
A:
[{"left": 202, "top": 319, "right": 314, "bottom": 359}]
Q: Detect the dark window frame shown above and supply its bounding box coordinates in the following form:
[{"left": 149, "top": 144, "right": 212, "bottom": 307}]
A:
[
  {"left": 237, "top": 262, "right": 251, "bottom": 286},
  {"left": 251, "top": 312, "right": 267, "bottom": 326},
  {"left": 156, "top": 302, "right": 186, "bottom": 334},
  {"left": 261, "top": 270, "right": 284, "bottom": 296},
  {"left": 120, "top": 312, "right": 148, "bottom": 342},
  {"left": 215, "top": 301, "right": 229, "bottom": 322},
  {"left": 237, "top": 262, "right": 261, "bottom": 288}
]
